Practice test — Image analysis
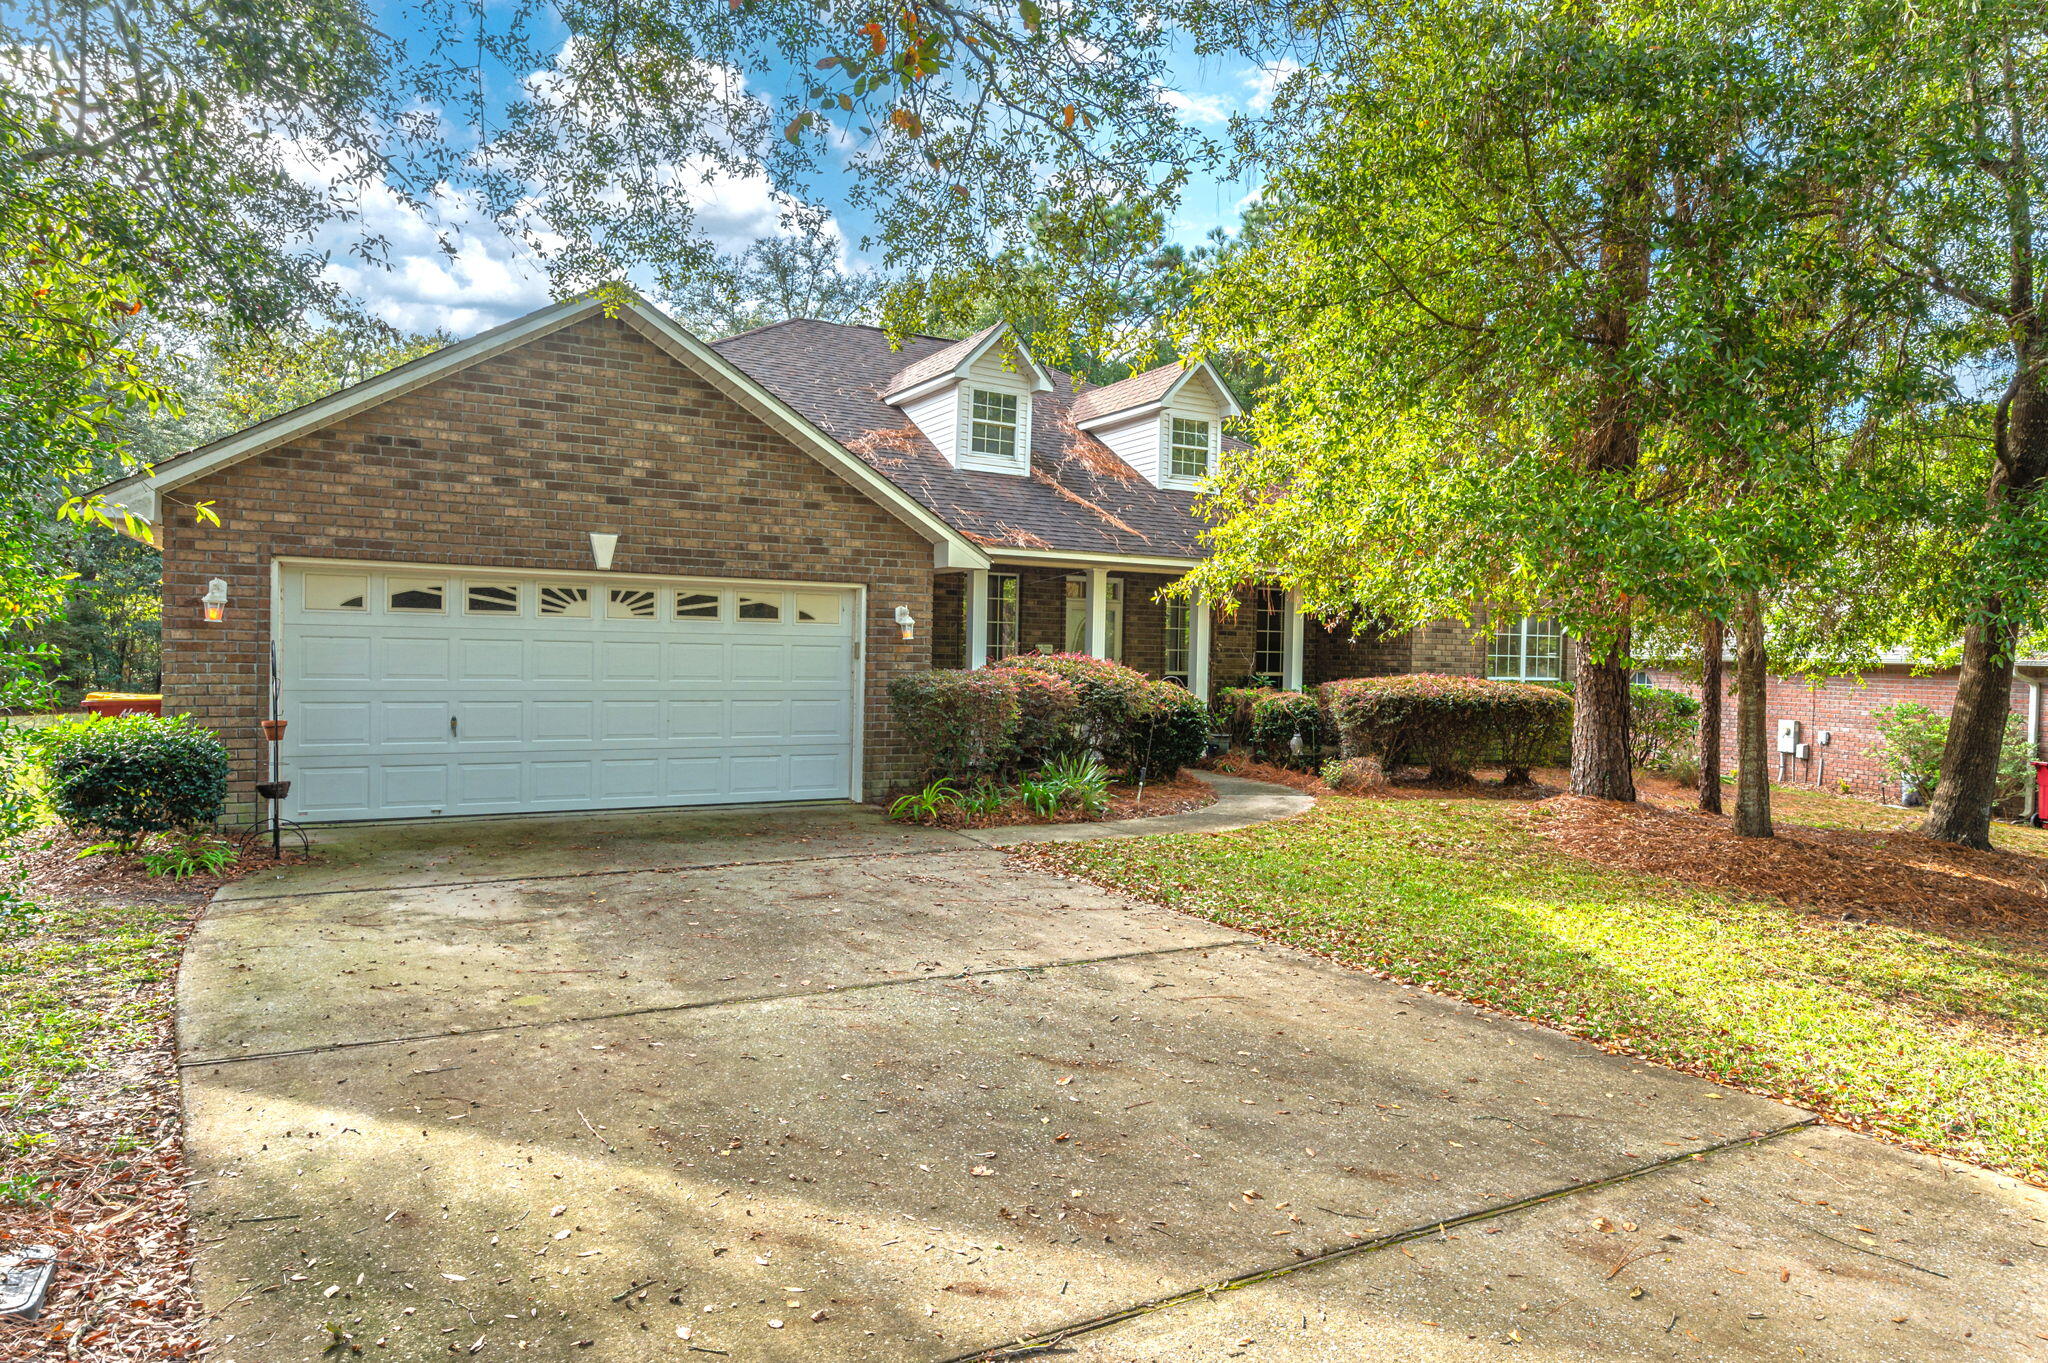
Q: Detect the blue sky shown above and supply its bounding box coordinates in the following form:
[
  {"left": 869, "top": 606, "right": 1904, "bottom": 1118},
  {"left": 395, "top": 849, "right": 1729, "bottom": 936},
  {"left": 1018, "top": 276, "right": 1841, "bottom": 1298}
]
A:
[{"left": 326, "top": 10, "right": 1272, "bottom": 338}]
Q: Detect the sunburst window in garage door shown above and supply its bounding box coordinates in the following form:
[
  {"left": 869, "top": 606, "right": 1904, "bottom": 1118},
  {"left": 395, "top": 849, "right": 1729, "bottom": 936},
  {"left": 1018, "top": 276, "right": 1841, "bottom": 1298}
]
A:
[
  {"left": 540, "top": 584, "right": 590, "bottom": 617},
  {"left": 795, "top": 592, "right": 840, "bottom": 624},
  {"left": 737, "top": 592, "right": 781, "bottom": 621},
  {"left": 466, "top": 583, "right": 519, "bottom": 614},
  {"left": 675, "top": 591, "right": 720, "bottom": 620},
  {"left": 609, "top": 588, "right": 657, "bottom": 619},
  {"left": 304, "top": 573, "right": 367, "bottom": 610}
]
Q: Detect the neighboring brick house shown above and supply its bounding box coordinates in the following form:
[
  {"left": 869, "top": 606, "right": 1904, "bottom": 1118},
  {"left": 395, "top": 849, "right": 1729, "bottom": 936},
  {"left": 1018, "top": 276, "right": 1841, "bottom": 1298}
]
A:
[
  {"left": 1645, "top": 658, "right": 2048, "bottom": 810},
  {"left": 97, "top": 291, "right": 1485, "bottom": 824}
]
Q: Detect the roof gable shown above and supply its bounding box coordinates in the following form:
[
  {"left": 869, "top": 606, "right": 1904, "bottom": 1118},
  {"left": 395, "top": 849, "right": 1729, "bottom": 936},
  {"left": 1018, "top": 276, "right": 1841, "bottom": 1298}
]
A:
[
  {"left": 93, "top": 293, "right": 989, "bottom": 569},
  {"left": 1070, "top": 359, "right": 1243, "bottom": 429},
  {"left": 880, "top": 321, "right": 1056, "bottom": 404}
]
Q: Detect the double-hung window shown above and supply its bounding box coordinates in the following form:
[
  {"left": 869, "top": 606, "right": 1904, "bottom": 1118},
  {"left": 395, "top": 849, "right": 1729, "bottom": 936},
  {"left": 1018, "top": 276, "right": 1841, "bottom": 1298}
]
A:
[
  {"left": 969, "top": 390, "right": 1019, "bottom": 463},
  {"left": 1163, "top": 598, "right": 1193, "bottom": 687},
  {"left": 984, "top": 572, "right": 1020, "bottom": 662},
  {"left": 1252, "top": 587, "right": 1285, "bottom": 683},
  {"left": 1168, "top": 417, "right": 1212, "bottom": 480},
  {"left": 1487, "top": 616, "right": 1564, "bottom": 682}
]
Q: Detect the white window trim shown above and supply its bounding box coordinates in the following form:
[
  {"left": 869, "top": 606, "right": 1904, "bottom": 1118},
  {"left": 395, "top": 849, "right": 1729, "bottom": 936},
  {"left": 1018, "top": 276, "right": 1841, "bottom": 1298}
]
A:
[
  {"left": 1161, "top": 414, "right": 1218, "bottom": 490},
  {"left": 959, "top": 384, "right": 1032, "bottom": 476},
  {"left": 1487, "top": 615, "right": 1566, "bottom": 682}
]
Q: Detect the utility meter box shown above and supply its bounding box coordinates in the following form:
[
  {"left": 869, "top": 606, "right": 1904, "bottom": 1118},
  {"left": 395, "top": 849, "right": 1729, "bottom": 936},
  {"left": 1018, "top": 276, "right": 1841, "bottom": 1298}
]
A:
[{"left": 1776, "top": 718, "right": 1800, "bottom": 754}]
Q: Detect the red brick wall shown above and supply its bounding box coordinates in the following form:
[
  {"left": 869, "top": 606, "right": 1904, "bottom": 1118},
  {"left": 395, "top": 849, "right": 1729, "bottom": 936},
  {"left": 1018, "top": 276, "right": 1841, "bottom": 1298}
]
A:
[
  {"left": 1643, "top": 665, "right": 2041, "bottom": 804},
  {"left": 159, "top": 314, "right": 938, "bottom": 812}
]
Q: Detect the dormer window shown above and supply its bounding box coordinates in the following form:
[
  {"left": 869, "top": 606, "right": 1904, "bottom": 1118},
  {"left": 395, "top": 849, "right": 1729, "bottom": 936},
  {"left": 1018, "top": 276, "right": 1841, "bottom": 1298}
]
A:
[
  {"left": 970, "top": 390, "right": 1020, "bottom": 463},
  {"left": 880, "top": 321, "right": 1053, "bottom": 478},
  {"left": 1168, "top": 417, "right": 1213, "bottom": 480}
]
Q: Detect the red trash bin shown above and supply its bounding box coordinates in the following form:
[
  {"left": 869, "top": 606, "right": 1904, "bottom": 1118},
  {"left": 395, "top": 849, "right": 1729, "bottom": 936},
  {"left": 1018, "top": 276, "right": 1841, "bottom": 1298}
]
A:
[
  {"left": 2033, "top": 760, "right": 2048, "bottom": 828},
  {"left": 79, "top": 692, "right": 162, "bottom": 717}
]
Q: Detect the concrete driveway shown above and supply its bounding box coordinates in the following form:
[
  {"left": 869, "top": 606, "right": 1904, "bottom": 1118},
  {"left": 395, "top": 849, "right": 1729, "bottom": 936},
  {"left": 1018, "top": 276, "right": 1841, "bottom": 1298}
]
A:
[{"left": 180, "top": 784, "right": 2048, "bottom": 1361}]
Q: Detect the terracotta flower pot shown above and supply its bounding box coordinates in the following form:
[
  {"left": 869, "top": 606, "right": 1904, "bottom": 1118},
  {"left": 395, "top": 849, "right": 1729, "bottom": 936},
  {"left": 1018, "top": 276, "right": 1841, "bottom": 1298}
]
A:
[{"left": 260, "top": 718, "right": 287, "bottom": 742}]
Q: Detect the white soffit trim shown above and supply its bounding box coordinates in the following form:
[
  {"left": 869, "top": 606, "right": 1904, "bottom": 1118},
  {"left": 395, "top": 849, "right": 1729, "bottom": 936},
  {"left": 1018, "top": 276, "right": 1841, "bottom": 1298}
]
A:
[
  {"left": 977, "top": 546, "right": 1203, "bottom": 573},
  {"left": 91, "top": 290, "right": 991, "bottom": 571}
]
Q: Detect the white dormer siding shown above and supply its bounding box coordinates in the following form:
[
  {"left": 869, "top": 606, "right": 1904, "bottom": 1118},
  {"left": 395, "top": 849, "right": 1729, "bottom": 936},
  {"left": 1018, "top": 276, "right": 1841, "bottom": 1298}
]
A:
[
  {"left": 1069, "top": 359, "right": 1240, "bottom": 492},
  {"left": 881, "top": 323, "right": 1053, "bottom": 478}
]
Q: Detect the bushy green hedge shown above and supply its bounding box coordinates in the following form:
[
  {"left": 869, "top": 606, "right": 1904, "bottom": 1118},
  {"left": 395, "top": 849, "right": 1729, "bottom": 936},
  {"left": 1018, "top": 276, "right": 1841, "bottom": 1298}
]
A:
[
  {"left": 1629, "top": 683, "right": 1702, "bottom": 772},
  {"left": 1873, "top": 702, "right": 2032, "bottom": 807},
  {"left": 887, "top": 670, "right": 1020, "bottom": 779},
  {"left": 1248, "top": 690, "right": 1330, "bottom": 768},
  {"left": 996, "top": 654, "right": 1206, "bottom": 779},
  {"left": 1213, "top": 685, "right": 1273, "bottom": 745},
  {"left": 40, "top": 713, "right": 231, "bottom": 850},
  {"left": 1320, "top": 674, "right": 1571, "bottom": 782},
  {"left": 1005, "top": 668, "right": 1082, "bottom": 769}
]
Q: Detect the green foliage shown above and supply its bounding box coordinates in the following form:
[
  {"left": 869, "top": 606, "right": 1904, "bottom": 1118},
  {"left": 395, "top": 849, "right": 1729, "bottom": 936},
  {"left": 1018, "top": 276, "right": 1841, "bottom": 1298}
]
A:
[
  {"left": 887, "top": 779, "right": 961, "bottom": 825},
  {"left": 0, "top": 1172, "right": 52, "bottom": 1207},
  {"left": 1004, "top": 669, "right": 1082, "bottom": 770},
  {"left": 1872, "top": 704, "right": 2032, "bottom": 809},
  {"left": 1247, "top": 690, "right": 1330, "bottom": 769},
  {"left": 1321, "top": 674, "right": 1572, "bottom": 783},
  {"left": 1035, "top": 754, "right": 1111, "bottom": 816},
  {"left": 1017, "top": 778, "right": 1062, "bottom": 818},
  {"left": 1629, "top": 684, "right": 1702, "bottom": 773},
  {"left": 887, "top": 670, "right": 1021, "bottom": 780},
  {"left": 1213, "top": 685, "right": 1274, "bottom": 746},
  {"left": 954, "top": 783, "right": 1006, "bottom": 819},
  {"left": 994, "top": 654, "right": 1204, "bottom": 779},
  {"left": 39, "top": 714, "right": 230, "bottom": 852},
  {"left": 139, "top": 839, "right": 238, "bottom": 881}
]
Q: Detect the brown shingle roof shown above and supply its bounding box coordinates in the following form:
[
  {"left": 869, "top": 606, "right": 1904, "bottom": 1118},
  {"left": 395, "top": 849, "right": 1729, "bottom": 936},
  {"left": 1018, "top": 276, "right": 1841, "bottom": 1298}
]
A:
[
  {"left": 879, "top": 322, "right": 1003, "bottom": 399},
  {"left": 713, "top": 319, "right": 1210, "bottom": 559},
  {"left": 1067, "top": 361, "right": 1185, "bottom": 426}
]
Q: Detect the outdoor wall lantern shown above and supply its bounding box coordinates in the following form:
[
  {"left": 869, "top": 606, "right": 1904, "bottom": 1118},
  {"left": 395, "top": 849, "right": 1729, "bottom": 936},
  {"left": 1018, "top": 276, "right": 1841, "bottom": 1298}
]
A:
[
  {"left": 589, "top": 531, "right": 619, "bottom": 571},
  {"left": 200, "top": 578, "right": 229, "bottom": 623},
  {"left": 894, "top": 605, "right": 916, "bottom": 641}
]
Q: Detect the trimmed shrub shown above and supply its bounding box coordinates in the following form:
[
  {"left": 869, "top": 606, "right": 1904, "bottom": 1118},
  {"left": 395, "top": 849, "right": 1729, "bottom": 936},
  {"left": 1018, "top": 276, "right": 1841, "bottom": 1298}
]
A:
[
  {"left": 41, "top": 713, "right": 230, "bottom": 851},
  {"left": 1320, "top": 673, "right": 1571, "bottom": 783},
  {"left": 995, "top": 654, "right": 1206, "bottom": 778},
  {"left": 1248, "top": 691, "right": 1330, "bottom": 768},
  {"left": 1629, "top": 684, "right": 1701, "bottom": 772},
  {"left": 888, "top": 670, "right": 1020, "bottom": 780},
  {"left": 1320, "top": 756, "right": 1388, "bottom": 794},
  {"left": 1004, "top": 668, "right": 1082, "bottom": 769},
  {"left": 1213, "top": 685, "right": 1274, "bottom": 745}
]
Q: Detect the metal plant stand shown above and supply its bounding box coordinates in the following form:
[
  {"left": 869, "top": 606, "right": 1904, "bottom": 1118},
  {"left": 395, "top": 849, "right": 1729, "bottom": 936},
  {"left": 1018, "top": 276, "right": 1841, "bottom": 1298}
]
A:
[{"left": 248, "top": 716, "right": 308, "bottom": 858}]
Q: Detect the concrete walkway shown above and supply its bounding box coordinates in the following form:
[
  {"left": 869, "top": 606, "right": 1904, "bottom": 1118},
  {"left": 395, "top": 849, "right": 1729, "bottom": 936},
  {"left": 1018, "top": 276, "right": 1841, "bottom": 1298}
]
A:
[{"left": 179, "top": 781, "right": 2047, "bottom": 1361}]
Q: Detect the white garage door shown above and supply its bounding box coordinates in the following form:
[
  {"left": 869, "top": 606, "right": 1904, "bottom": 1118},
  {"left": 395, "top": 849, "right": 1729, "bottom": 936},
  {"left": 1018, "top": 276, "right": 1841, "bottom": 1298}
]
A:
[{"left": 277, "top": 564, "right": 859, "bottom": 822}]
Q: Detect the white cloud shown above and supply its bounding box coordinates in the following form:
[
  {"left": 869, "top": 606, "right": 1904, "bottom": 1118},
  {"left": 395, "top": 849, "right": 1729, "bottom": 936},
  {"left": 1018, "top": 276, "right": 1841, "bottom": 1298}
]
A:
[
  {"left": 1158, "top": 88, "right": 1235, "bottom": 125},
  {"left": 306, "top": 54, "right": 853, "bottom": 339},
  {"left": 1241, "top": 60, "right": 1303, "bottom": 114}
]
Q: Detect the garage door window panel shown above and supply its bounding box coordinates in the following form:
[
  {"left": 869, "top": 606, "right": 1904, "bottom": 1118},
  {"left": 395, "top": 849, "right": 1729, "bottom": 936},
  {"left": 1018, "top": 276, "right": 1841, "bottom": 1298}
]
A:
[
  {"left": 737, "top": 592, "right": 783, "bottom": 622},
  {"left": 465, "top": 583, "right": 520, "bottom": 615},
  {"left": 304, "top": 574, "right": 368, "bottom": 611},
  {"left": 608, "top": 588, "right": 657, "bottom": 620},
  {"left": 388, "top": 578, "right": 446, "bottom": 612},
  {"left": 540, "top": 585, "right": 592, "bottom": 618},
  {"left": 675, "top": 590, "right": 721, "bottom": 621}
]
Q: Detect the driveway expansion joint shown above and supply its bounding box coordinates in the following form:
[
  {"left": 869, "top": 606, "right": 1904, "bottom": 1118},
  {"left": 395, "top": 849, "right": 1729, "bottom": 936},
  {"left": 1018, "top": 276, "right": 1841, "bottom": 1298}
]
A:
[
  {"left": 945, "top": 1117, "right": 1821, "bottom": 1363},
  {"left": 177, "top": 936, "right": 1253, "bottom": 1070}
]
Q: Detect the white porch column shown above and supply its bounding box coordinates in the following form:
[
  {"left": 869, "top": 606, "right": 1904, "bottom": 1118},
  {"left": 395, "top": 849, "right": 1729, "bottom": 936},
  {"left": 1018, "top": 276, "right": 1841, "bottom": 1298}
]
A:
[
  {"left": 1084, "top": 566, "right": 1111, "bottom": 659},
  {"left": 1189, "top": 586, "right": 1212, "bottom": 702},
  {"left": 965, "top": 568, "right": 989, "bottom": 669},
  {"left": 1281, "top": 589, "right": 1305, "bottom": 692}
]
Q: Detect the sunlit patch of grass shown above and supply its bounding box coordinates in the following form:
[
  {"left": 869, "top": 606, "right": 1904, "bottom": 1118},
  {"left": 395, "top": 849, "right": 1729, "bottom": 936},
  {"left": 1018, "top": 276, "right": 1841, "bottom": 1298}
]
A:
[
  {"left": 1034, "top": 793, "right": 2048, "bottom": 1180},
  {"left": 0, "top": 901, "right": 188, "bottom": 1120}
]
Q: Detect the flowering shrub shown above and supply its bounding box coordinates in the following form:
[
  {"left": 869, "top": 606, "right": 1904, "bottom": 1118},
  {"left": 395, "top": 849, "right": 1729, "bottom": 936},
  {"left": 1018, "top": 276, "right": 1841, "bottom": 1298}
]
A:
[
  {"left": 1005, "top": 668, "right": 1082, "bottom": 769},
  {"left": 1248, "top": 691, "right": 1331, "bottom": 768},
  {"left": 887, "top": 670, "right": 1020, "bottom": 779},
  {"left": 1320, "top": 674, "right": 1570, "bottom": 782},
  {"left": 994, "top": 654, "right": 1207, "bottom": 778}
]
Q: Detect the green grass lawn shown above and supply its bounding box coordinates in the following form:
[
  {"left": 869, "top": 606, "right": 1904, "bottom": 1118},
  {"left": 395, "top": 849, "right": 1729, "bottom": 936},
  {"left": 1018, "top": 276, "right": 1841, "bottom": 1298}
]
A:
[
  {"left": 1030, "top": 788, "right": 2048, "bottom": 1181},
  {"left": 0, "top": 899, "right": 190, "bottom": 1132}
]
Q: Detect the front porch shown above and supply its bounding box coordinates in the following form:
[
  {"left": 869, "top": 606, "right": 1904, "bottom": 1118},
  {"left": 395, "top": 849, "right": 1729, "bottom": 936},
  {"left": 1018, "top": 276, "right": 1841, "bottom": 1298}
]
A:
[{"left": 931, "top": 561, "right": 1486, "bottom": 698}]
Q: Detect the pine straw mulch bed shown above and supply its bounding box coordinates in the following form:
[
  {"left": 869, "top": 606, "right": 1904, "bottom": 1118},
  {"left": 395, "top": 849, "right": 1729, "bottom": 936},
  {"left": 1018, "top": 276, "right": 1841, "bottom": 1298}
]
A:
[
  {"left": 1206, "top": 752, "right": 1566, "bottom": 801},
  {"left": 1, "top": 834, "right": 297, "bottom": 1361},
  {"left": 921, "top": 773, "right": 1215, "bottom": 830},
  {"left": 1524, "top": 793, "right": 2048, "bottom": 943}
]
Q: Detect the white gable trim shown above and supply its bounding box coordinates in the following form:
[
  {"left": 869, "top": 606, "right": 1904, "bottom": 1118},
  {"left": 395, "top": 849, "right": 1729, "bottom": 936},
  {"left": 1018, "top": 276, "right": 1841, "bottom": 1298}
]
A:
[
  {"left": 880, "top": 322, "right": 1056, "bottom": 404},
  {"left": 1072, "top": 359, "right": 1244, "bottom": 432},
  {"left": 92, "top": 292, "right": 989, "bottom": 570}
]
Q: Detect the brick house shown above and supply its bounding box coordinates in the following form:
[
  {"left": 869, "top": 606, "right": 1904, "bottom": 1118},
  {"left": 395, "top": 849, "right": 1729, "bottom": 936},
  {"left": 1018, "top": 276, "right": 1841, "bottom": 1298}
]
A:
[
  {"left": 98, "top": 292, "right": 1490, "bottom": 824},
  {"left": 1644, "top": 657, "right": 2048, "bottom": 811}
]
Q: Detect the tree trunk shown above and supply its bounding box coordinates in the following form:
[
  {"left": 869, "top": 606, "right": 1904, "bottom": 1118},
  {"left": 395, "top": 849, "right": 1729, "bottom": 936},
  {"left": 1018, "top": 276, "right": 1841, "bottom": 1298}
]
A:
[
  {"left": 1921, "top": 619, "right": 2020, "bottom": 848},
  {"left": 1569, "top": 634, "right": 1636, "bottom": 801},
  {"left": 1698, "top": 616, "right": 1724, "bottom": 815},
  {"left": 1925, "top": 348, "right": 2047, "bottom": 846},
  {"left": 1732, "top": 600, "right": 1772, "bottom": 838}
]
